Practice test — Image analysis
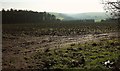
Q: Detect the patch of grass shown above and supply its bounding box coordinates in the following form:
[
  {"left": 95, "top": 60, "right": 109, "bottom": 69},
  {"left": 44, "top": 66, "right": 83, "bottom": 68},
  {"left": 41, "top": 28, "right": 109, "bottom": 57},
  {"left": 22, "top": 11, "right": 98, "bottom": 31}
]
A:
[{"left": 32, "top": 37, "right": 120, "bottom": 70}]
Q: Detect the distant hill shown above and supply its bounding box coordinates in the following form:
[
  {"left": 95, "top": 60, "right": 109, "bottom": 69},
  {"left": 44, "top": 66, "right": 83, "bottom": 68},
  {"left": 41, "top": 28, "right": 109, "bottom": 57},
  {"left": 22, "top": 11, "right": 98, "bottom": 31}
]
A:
[
  {"left": 49, "top": 12, "right": 74, "bottom": 20},
  {"left": 49, "top": 12, "right": 109, "bottom": 21}
]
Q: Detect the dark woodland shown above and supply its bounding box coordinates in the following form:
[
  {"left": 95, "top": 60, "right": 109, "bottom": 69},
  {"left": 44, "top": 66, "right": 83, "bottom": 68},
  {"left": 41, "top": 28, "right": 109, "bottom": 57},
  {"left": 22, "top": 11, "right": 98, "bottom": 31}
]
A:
[{"left": 2, "top": 9, "right": 60, "bottom": 24}]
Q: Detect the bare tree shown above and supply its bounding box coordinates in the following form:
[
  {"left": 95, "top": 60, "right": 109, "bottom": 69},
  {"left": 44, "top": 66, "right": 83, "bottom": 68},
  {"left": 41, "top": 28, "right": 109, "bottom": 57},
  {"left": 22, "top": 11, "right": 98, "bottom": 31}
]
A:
[{"left": 102, "top": 0, "right": 120, "bottom": 19}]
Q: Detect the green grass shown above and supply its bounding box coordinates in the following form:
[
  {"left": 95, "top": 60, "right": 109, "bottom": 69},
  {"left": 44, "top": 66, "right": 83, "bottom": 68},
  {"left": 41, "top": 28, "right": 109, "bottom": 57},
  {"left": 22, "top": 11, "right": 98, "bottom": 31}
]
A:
[{"left": 32, "top": 37, "right": 120, "bottom": 70}]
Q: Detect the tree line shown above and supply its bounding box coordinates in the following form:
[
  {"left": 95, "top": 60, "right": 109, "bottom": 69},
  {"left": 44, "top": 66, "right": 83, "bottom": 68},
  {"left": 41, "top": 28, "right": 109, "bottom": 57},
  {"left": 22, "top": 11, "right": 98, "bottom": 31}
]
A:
[
  {"left": 1, "top": 8, "right": 118, "bottom": 24},
  {"left": 2, "top": 9, "right": 60, "bottom": 24}
]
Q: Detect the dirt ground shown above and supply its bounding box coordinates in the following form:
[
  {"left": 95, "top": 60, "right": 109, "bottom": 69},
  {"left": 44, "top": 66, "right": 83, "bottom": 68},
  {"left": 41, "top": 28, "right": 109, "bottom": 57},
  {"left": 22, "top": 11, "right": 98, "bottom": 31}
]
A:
[{"left": 2, "top": 32, "right": 119, "bottom": 69}]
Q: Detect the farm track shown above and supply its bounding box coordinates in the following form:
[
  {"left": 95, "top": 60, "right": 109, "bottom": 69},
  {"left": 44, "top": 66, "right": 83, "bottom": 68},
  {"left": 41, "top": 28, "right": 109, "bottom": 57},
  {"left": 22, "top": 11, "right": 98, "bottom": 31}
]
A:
[{"left": 2, "top": 32, "right": 119, "bottom": 69}]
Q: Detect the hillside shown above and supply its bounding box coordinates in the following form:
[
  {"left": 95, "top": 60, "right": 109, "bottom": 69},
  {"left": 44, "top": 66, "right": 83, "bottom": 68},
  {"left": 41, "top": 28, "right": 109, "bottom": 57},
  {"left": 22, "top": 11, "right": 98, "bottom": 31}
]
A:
[
  {"left": 49, "top": 12, "right": 74, "bottom": 20},
  {"left": 50, "top": 12, "right": 109, "bottom": 21}
]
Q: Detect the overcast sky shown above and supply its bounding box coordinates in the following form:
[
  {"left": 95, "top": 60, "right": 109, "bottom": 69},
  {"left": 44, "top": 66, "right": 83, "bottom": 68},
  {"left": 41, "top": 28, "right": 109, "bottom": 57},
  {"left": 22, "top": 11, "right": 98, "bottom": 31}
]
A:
[{"left": 0, "top": 0, "right": 105, "bottom": 13}]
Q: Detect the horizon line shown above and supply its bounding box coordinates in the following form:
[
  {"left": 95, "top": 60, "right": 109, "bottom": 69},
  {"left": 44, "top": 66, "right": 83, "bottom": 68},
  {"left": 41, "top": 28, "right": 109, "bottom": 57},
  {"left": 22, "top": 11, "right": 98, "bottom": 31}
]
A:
[{"left": 1, "top": 8, "right": 105, "bottom": 14}]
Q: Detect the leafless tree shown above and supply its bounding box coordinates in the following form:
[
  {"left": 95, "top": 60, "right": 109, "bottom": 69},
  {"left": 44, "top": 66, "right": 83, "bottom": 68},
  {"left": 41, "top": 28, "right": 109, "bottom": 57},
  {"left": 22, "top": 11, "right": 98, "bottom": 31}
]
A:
[{"left": 102, "top": 0, "right": 120, "bottom": 19}]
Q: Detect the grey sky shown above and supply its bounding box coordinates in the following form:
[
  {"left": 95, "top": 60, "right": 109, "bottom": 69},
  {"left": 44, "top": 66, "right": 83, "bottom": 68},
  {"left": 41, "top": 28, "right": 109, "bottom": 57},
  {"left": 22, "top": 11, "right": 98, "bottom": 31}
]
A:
[{"left": 0, "top": 0, "right": 105, "bottom": 13}]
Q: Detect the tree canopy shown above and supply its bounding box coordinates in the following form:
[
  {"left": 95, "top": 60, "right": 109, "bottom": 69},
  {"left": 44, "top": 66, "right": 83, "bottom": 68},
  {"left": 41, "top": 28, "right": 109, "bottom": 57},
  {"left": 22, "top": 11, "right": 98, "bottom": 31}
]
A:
[{"left": 2, "top": 8, "right": 60, "bottom": 24}]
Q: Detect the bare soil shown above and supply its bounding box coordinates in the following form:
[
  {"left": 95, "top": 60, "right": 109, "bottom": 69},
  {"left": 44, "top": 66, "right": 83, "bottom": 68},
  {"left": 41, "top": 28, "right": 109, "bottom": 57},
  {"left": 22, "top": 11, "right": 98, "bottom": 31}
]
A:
[{"left": 2, "top": 32, "right": 119, "bottom": 69}]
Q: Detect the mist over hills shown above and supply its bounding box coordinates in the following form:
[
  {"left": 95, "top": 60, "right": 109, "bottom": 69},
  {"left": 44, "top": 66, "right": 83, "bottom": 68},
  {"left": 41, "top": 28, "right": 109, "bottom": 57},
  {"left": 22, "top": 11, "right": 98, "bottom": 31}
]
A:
[
  {"left": 49, "top": 12, "right": 74, "bottom": 20},
  {"left": 50, "top": 12, "right": 109, "bottom": 21}
]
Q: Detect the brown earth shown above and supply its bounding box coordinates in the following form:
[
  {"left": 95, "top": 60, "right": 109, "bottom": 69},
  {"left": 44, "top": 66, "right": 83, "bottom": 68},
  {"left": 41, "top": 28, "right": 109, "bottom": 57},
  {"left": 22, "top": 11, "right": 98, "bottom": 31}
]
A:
[{"left": 2, "top": 32, "right": 119, "bottom": 69}]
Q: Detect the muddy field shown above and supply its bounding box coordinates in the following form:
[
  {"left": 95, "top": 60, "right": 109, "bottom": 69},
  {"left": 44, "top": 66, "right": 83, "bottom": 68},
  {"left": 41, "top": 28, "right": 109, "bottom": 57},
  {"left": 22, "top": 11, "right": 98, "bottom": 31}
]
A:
[{"left": 2, "top": 23, "right": 120, "bottom": 70}]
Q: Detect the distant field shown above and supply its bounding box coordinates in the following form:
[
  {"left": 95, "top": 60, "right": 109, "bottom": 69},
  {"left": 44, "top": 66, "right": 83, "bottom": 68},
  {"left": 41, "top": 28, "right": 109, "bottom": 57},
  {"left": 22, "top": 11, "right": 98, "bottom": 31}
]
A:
[
  {"left": 2, "top": 22, "right": 119, "bottom": 36},
  {"left": 2, "top": 22, "right": 120, "bottom": 70}
]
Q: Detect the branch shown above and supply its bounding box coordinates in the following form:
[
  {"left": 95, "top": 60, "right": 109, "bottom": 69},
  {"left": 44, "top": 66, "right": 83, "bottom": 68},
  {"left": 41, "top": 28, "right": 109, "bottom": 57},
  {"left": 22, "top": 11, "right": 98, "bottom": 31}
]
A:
[{"left": 108, "top": 2, "right": 120, "bottom": 9}]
